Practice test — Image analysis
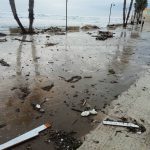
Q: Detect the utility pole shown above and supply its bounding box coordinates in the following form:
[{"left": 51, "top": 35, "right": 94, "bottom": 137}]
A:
[
  {"left": 66, "top": 0, "right": 68, "bottom": 32},
  {"left": 108, "top": 3, "right": 115, "bottom": 25}
]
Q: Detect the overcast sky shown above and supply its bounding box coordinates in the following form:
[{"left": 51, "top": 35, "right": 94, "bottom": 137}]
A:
[{"left": 0, "top": 0, "right": 149, "bottom": 17}]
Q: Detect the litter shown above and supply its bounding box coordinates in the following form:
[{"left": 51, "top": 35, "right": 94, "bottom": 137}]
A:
[
  {"left": 103, "top": 118, "right": 146, "bottom": 134},
  {"left": 59, "top": 76, "right": 82, "bottom": 83},
  {"left": 41, "top": 83, "right": 54, "bottom": 91},
  {"left": 32, "top": 103, "right": 45, "bottom": 113},
  {"left": 82, "top": 100, "right": 87, "bottom": 106},
  {"left": 0, "top": 59, "right": 10, "bottom": 67},
  {"left": 45, "top": 43, "right": 58, "bottom": 47},
  {"left": 103, "top": 120, "right": 139, "bottom": 128},
  {"left": 0, "top": 123, "right": 6, "bottom": 129},
  {"left": 0, "top": 39, "right": 7, "bottom": 42},
  {"left": 0, "top": 123, "right": 51, "bottom": 150},
  {"left": 36, "top": 104, "right": 41, "bottom": 109},
  {"left": 81, "top": 109, "right": 98, "bottom": 117}
]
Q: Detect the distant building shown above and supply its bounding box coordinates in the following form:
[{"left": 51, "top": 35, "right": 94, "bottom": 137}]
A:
[
  {"left": 143, "top": 8, "right": 150, "bottom": 16},
  {"left": 143, "top": 8, "right": 150, "bottom": 21}
]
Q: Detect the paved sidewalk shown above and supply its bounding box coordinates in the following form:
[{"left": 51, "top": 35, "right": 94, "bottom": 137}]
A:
[{"left": 78, "top": 69, "right": 150, "bottom": 150}]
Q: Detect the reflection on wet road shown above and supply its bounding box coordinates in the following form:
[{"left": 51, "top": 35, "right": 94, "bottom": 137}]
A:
[{"left": 0, "top": 26, "right": 150, "bottom": 150}]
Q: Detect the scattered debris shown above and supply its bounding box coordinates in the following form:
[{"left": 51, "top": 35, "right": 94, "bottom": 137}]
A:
[
  {"left": 0, "top": 59, "right": 10, "bottom": 67},
  {"left": 71, "top": 108, "right": 82, "bottom": 113},
  {"left": 93, "top": 140, "right": 99, "bottom": 144},
  {"left": 41, "top": 83, "right": 54, "bottom": 91},
  {"left": 0, "top": 123, "right": 51, "bottom": 150},
  {"left": 107, "top": 24, "right": 117, "bottom": 30},
  {"left": 55, "top": 32, "right": 66, "bottom": 35},
  {"left": 115, "top": 130, "right": 122, "bottom": 136},
  {"left": 31, "top": 103, "right": 45, "bottom": 113},
  {"left": 0, "top": 123, "right": 7, "bottom": 129},
  {"left": 103, "top": 119, "right": 146, "bottom": 133},
  {"left": 13, "top": 38, "right": 33, "bottom": 42},
  {"left": 0, "top": 33, "right": 7, "bottom": 37},
  {"left": 0, "top": 38, "right": 7, "bottom": 42},
  {"left": 110, "top": 81, "right": 118, "bottom": 84},
  {"left": 108, "top": 69, "right": 116, "bottom": 74},
  {"left": 81, "top": 109, "right": 98, "bottom": 117},
  {"left": 15, "top": 108, "right": 20, "bottom": 113},
  {"left": 94, "top": 31, "right": 114, "bottom": 41},
  {"left": 48, "top": 130, "right": 82, "bottom": 150},
  {"left": 103, "top": 120, "right": 139, "bottom": 128},
  {"left": 84, "top": 76, "right": 92, "bottom": 79},
  {"left": 45, "top": 43, "right": 58, "bottom": 47},
  {"left": 59, "top": 76, "right": 82, "bottom": 83},
  {"left": 19, "top": 87, "right": 30, "bottom": 100},
  {"left": 67, "top": 26, "right": 80, "bottom": 32},
  {"left": 87, "top": 32, "right": 92, "bottom": 35},
  {"left": 71, "top": 85, "right": 75, "bottom": 88},
  {"left": 82, "top": 100, "right": 87, "bottom": 106},
  {"left": 81, "top": 25, "right": 100, "bottom": 30},
  {"left": 46, "top": 35, "right": 50, "bottom": 38},
  {"left": 43, "top": 27, "right": 62, "bottom": 33}
]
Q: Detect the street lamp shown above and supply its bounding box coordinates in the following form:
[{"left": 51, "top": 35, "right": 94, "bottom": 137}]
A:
[
  {"left": 66, "top": 0, "right": 68, "bottom": 32},
  {"left": 108, "top": 3, "right": 115, "bottom": 25}
]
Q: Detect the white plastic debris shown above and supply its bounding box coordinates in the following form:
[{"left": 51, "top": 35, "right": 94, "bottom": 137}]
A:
[
  {"left": 81, "top": 111, "right": 90, "bottom": 117},
  {"left": 90, "top": 109, "right": 98, "bottom": 115},
  {"left": 81, "top": 109, "right": 97, "bottom": 117},
  {"left": 103, "top": 120, "right": 139, "bottom": 128},
  {"left": 35, "top": 104, "right": 41, "bottom": 109},
  {"left": 0, "top": 123, "right": 51, "bottom": 150}
]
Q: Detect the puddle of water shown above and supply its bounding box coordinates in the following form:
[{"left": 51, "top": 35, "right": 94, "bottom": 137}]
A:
[{"left": 0, "top": 27, "right": 150, "bottom": 150}]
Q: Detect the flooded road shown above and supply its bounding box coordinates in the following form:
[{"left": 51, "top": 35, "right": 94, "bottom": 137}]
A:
[{"left": 0, "top": 26, "right": 150, "bottom": 150}]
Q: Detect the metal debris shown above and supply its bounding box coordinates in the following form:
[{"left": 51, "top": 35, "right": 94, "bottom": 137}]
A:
[
  {"left": 0, "top": 123, "right": 51, "bottom": 150},
  {"left": 103, "top": 120, "right": 139, "bottom": 128}
]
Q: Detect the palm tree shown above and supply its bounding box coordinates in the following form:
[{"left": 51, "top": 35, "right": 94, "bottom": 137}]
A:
[
  {"left": 135, "top": 0, "right": 148, "bottom": 24},
  {"left": 28, "top": 0, "right": 34, "bottom": 33},
  {"left": 9, "top": 0, "right": 27, "bottom": 33},
  {"left": 125, "top": 0, "right": 134, "bottom": 26},
  {"left": 123, "top": 0, "right": 126, "bottom": 28}
]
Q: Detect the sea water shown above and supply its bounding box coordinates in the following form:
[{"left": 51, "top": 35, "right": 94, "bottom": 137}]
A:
[{"left": 0, "top": 10, "right": 122, "bottom": 31}]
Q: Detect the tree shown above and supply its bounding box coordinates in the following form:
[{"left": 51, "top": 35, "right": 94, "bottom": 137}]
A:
[
  {"left": 123, "top": 0, "right": 134, "bottom": 28},
  {"left": 28, "top": 0, "right": 34, "bottom": 33},
  {"left": 134, "top": 0, "right": 148, "bottom": 24},
  {"left": 125, "top": 0, "right": 134, "bottom": 25},
  {"left": 123, "top": 0, "right": 127, "bottom": 28},
  {"left": 9, "top": 0, "right": 27, "bottom": 33}
]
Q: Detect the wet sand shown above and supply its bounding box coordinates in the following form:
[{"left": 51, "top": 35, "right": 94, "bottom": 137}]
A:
[{"left": 0, "top": 25, "right": 150, "bottom": 150}]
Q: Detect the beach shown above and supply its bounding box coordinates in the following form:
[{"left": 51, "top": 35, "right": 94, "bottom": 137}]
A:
[{"left": 0, "top": 19, "right": 150, "bottom": 150}]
